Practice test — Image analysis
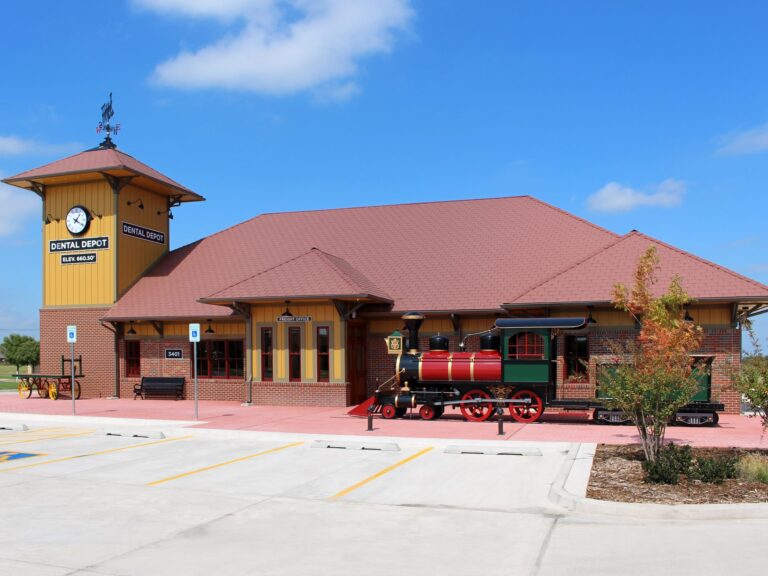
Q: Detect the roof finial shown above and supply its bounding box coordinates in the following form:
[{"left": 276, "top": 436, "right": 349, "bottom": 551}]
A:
[{"left": 96, "top": 92, "right": 121, "bottom": 149}]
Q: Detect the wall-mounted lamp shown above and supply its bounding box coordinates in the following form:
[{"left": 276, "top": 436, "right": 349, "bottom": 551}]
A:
[
  {"left": 281, "top": 301, "right": 294, "bottom": 318},
  {"left": 204, "top": 319, "right": 215, "bottom": 334},
  {"left": 587, "top": 306, "right": 597, "bottom": 325},
  {"left": 127, "top": 198, "right": 144, "bottom": 209},
  {"left": 45, "top": 213, "right": 60, "bottom": 224},
  {"left": 156, "top": 209, "right": 174, "bottom": 220},
  {"left": 88, "top": 208, "right": 103, "bottom": 220},
  {"left": 127, "top": 321, "right": 137, "bottom": 335},
  {"left": 684, "top": 306, "right": 694, "bottom": 323}
]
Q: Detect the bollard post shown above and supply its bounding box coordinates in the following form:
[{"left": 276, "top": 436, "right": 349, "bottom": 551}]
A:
[
  {"left": 367, "top": 410, "right": 374, "bottom": 432},
  {"left": 497, "top": 407, "right": 504, "bottom": 436}
]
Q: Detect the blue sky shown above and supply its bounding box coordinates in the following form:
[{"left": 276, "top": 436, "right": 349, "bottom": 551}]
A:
[{"left": 1, "top": 0, "right": 767, "bottom": 346}]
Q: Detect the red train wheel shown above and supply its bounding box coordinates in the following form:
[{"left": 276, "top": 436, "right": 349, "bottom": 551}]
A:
[
  {"left": 508, "top": 389, "right": 544, "bottom": 423},
  {"left": 460, "top": 389, "right": 494, "bottom": 422},
  {"left": 419, "top": 404, "right": 438, "bottom": 421},
  {"left": 381, "top": 404, "right": 398, "bottom": 419}
]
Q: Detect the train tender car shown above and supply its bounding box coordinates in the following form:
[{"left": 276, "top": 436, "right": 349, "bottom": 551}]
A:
[{"left": 373, "top": 312, "right": 723, "bottom": 425}]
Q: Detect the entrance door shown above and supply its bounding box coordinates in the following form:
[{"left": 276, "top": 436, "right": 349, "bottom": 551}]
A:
[{"left": 346, "top": 322, "right": 368, "bottom": 404}]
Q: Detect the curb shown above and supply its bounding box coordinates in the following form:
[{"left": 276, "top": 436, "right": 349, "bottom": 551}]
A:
[{"left": 549, "top": 442, "right": 768, "bottom": 520}]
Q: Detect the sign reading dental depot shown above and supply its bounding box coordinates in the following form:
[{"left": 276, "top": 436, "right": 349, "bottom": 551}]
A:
[
  {"left": 49, "top": 236, "right": 109, "bottom": 252},
  {"left": 122, "top": 222, "right": 165, "bottom": 245}
]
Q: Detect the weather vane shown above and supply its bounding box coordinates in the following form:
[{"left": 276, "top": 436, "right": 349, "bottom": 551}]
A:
[{"left": 96, "top": 92, "right": 121, "bottom": 148}]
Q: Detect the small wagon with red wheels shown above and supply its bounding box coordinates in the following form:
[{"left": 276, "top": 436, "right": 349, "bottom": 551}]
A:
[
  {"left": 14, "top": 355, "right": 84, "bottom": 401},
  {"left": 369, "top": 314, "right": 723, "bottom": 426}
]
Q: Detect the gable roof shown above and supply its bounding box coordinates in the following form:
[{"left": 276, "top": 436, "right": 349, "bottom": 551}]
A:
[
  {"left": 103, "top": 196, "right": 620, "bottom": 320},
  {"left": 505, "top": 231, "right": 768, "bottom": 307},
  {"left": 202, "top": 248, "right": 392, "bottom": 303},
  {"left": 3, "top": 147, "right": 203, "bottom": 202}
]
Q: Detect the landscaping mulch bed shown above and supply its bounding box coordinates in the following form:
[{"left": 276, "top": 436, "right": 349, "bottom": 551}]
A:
[{"left": 587, "top": 444, "right": 768, "bottom": 504}]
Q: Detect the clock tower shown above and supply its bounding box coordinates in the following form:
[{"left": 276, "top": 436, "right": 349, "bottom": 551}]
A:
[{"left": 2, "top": 97, "right": 203, "bottom": 397}]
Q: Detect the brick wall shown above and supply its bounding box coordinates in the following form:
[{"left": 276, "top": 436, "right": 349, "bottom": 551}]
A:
[
  {"left": 556, "top": 327, "right": 742, "bottom": 413},
  {"left": 40, "top": 308, "right": 116, "bottom": 398},
  {"left": 118, "top": 336, "right": 348, "bottom": 406}
]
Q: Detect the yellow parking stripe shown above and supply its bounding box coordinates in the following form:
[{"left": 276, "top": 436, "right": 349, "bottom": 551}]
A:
[
  {"left": 0, "top": 435, "right": 192, "bottom": 472},
  {"left": 330, "top": 446, "right": 434, "bottom": 500},
  {"left": 0, "top": 427, "right": 62, "bottom": 439},
  {"left": 0, "top": 430, "right": 94, "bottom": 446},
  {"left": 147, "top": 441, "right": 304, "bottom": 486}
]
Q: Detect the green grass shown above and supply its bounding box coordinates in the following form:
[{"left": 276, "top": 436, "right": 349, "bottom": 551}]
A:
[{"left": 0, "top": 364, "right": 24, "bottom": 389}]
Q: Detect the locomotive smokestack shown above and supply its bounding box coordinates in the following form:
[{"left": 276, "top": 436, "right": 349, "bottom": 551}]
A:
[{"left": 402, "top": 312, "right": 425, "bottom": 354}]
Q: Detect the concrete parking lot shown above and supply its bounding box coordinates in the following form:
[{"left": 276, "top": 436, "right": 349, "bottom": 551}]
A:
[{"left": 0, "top": 416, "right": 765, "bottom": 575}]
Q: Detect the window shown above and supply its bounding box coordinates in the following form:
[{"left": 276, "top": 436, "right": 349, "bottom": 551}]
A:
[
  {"left": 196, "top": 340, "right": 244, "bottom": 379},
  {"left": 317, "top": 326, "right": 330, "bottom": 382},
  {"left": 564, "top": 335, "right": 589, "bottom": 379},
  {"left": 508, "top": 332, "right": 545, "bottom": 360},
  {"left": 126, "top": 340, "right": 140, "bottom": 377},
  {"left": 289, "top": 327, "right": 302, "bottom": 382},
  {"left": 261, "top": 327, "right": 273, "bottom": 381}
]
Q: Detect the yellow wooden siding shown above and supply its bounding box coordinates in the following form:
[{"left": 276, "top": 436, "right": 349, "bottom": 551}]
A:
[
  {"left": 118, "top": 185, "right": 169, "bottom": 296},
  {"left": 43, "top": 181, "right": 116, "bottom": 306},
  {"left": 250, "top": 302, "right": 342, "bottom": 382},
  {"left": 126, "top": 321, "right": 246, "bottom": 338}
]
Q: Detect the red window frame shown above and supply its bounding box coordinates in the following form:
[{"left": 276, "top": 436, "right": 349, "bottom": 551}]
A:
[
  {"left": 508, "top": 332, "right": 545, "bottom": 360},
  {"left": 261, "top": 327, "right": 273, "bottom": 382},
  {"left": 316, "top": 326, "right": 330, "bottom": 382},
  {"left": 125, "top": 340, "right": 140, "bottom": 377},
  {"left": 288, "top": 327, "right": 302, "bottom": 382},
  {"left": 195, "top": 340, "right": 245, "bottom": 379}
]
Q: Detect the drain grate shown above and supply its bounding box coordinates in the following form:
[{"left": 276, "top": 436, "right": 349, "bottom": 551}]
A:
[
  {"left": 102, "top": 431, "right": 166, "bottom": 440},
  {"left": 444, "top": 445, "right": 542, "bottom": 456},
  {"left": 312, "top": 440, "right": 400, "bottom": 452}
]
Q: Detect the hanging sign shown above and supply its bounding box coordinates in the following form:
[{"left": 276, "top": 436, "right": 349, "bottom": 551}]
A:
[
  {"left": 49, "top": 237, "right": 109, "bottom": 252},
  {"left": 122, "top": 222, "right": 166, "bottom": 245},
  {"left": 61, "top": 253, "right": 97, "bottom": 265},
  {"left": 165, "top": 348, "right": 184, "bottom": 360},
  {"left": 277, "top": 315, "right": 312, "bottom": 322}
]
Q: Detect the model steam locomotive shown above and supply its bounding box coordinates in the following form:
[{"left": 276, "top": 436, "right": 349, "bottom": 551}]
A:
[{"left": 372, "top": 312, "right": 723, "bottom": 425}]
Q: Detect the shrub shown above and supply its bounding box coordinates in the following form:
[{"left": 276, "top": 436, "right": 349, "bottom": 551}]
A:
[
  {"left": 738, "top": 454, "right": 768, "bottom": 484},
  {"left": 690, "top": 455, "right": 739, "bottom": 484},
  {"left": 642, "top": 443, "right": 692, "bottom": 484}
]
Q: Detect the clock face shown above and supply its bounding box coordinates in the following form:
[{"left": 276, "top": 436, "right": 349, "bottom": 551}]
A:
[{"left": 65, "top": 205, "right": 91, "bottom": 236}]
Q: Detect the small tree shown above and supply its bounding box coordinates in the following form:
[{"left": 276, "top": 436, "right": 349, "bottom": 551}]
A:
[
  {"left": 600, "top": 246, "right": 703, "bottom": 463},
  {"left": 0, "top": 334, "right": 40, "bottom": 373},
  {"left": 735, "top": 327, "right": 768, "bottom": 430}
]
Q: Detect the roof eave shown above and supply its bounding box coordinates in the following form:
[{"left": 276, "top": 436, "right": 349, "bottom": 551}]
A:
[
  {"left": 502, "top": 296, "right": 768, "bottom": 309},
  {"left": 198, "top": 294, "right": 394, "bottom": 306},
  {"left": 3, "top": 166, "right": 204, "bottom": 203}
]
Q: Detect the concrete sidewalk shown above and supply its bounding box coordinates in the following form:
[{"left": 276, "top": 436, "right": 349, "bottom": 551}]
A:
[{"left": 1, "top": 393, "right": 766, "bottom": 447}]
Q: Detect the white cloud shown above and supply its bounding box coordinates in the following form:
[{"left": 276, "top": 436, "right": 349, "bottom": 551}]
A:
[
  {"left": 0, "top": 135, "right": 80, "bottom": 157},
  {"left": 0, "top": 180, "right": 39, "bottom": 236},
  {"left": 136, "top": 0, "right": 413, "bottom": 97},
  {"left": 717, "top": 123, "right": 768, "bottom": 156},
  {"left": 587, "top": 179, "right": 685, "bottom": 213}
]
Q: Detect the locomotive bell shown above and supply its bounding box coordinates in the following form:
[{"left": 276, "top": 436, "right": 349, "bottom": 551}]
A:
[{"left": 401, "top": 311, "right": 425, "bottom": 354}]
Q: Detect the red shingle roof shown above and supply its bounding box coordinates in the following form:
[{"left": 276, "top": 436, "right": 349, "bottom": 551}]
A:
[
  {"left": 506, "top": 231, "right": 768, "bottom": 307},
  {"left": 103, "top": 197, "right": 768, "bottom": 321},
  {"left": 103, "top": 196, "right": 620, "bottom": 320},
  {"left": 3, "top": 147, "right": 202, "bottom": 202},
  {"left": 203, "top": 248, "right": 392, "bottom": 303}
]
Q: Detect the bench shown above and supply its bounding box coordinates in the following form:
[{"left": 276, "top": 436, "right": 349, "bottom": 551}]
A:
[{"left": 134, "top": 377, "right": 185, "bottom": 400}]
